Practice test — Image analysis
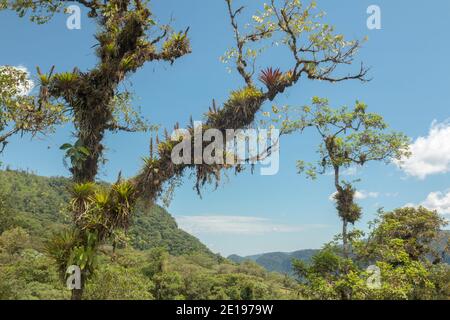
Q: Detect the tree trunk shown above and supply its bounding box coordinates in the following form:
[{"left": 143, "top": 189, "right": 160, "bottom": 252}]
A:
[
  {"left": 73, "top": 126, "right": 106, "bottom": 183},
  {"left": 333, "top": 166, "right": 350, "bottom": 258},
  {"left": 335, "top": 164, "right": 351, "bottom": 299},
  {"left": 342, "top": 218, "right": 349, "bottom": 259},
  {"left": 71, "top": 289, "right": 84, "bottom": 300},
  {"left": 340, "top": 218, "right": 352, "bottom": 300},
  {"left": 71, "top": 288, "right": 84, "bottom": 300},
  {"left": 70, "top": 271, "right": 85, "bottom": 300}
]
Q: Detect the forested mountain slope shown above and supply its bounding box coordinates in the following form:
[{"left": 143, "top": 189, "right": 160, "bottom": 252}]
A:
[
  {"left": 229, "top": 250, "right": 318, "bottom": 275},
  {"left": 0, "top": 169, "right": 211, "bottom": 256}
]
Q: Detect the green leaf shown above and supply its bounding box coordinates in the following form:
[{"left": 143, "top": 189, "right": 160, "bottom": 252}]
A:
[
  {"left": 59, "top": 143, "right": 72, "bottom": 150},
  {"left": 78, "top": 146, "right": 90, "bottom": 156}
]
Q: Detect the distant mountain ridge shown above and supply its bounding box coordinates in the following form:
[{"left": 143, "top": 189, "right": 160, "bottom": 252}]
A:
[
  {"left": 229, "top": 232, "right": 450, "bottom": 275},
  {"left": 229, "top": 249, "right": 318, "bottom": 275}
]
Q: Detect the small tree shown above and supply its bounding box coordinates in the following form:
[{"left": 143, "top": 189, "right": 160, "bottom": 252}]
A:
[{"left": 280, "top": 97, "right": 410, "bottom": 259}]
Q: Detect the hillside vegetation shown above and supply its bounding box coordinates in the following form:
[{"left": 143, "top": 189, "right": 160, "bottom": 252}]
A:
[
  {"left": 1, "top": 170, "right": 449, "bottom": 300},
  {"left": 0, "top": 169, "right": 211, "bottom": 256},
  {"left": 0, "top": 170, "right": 300, "bottom": 300}
]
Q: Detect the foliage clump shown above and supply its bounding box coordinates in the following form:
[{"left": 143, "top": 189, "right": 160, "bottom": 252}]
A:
[
  {"left": 333, "top": 183, "right": 362, "bottom": 224},
  {"left": 293, "top": 207, "right": 450, "bottom": 300}
]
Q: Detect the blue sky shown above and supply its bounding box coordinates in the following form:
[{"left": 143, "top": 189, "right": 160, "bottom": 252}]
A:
[{"left": 1, "top": 0, "right": 450, "bottom": 256}]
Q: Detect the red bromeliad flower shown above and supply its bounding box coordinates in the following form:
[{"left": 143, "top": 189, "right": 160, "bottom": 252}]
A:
[{"left": 259, "top": 67, "right": 283, "bottom": 88}]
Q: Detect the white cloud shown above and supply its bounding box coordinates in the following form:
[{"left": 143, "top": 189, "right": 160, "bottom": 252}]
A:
[
  {"left": 0, "top": 65, "right": 34, "bottom": 96},
  {"left": 175, "top": 215, "right": 327, "bottom": 235},
  {"left": 398, "top": 120, "right": 450, "bottom": 179},
  {"left": 329, "top": 190, "right": 379, "bottom": 202},
  {"left": 342, "top": 167, "right": 359, "bottom": 176},
  {"left": 357, "top": 191, "right": 380, "bottom": 200},
  {"left": 406, "top": 190, "right": 450, "bottom": 215},
  {"left": 385, "top": 192, "right": 399, "bottom": 198}
]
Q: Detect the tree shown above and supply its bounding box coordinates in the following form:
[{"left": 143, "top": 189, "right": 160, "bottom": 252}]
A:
[
  {"left": 142, "top": 247, "right": 169, "bottom": 279},
  {"left": 361, "top": 207, "right": 449, "bottom": 263},
  {"left": 292, "top": 244, "right": 363, "bottom": 300},
  {"left": 293, "top": 207, "right": 450, "bottom": 300},
  {"left": 3, "top": 0, "right": 368, "bottom": 299},
  {"left": 84, "top": 264, "right": 153, "bottom": 300},
  {"left": 0, "top": 195, "right": 14, "bottom": 233},
  {"left": 280, "top": 97, "right": 409, "bottom": 261},
  {"left": 0, "top": 227, "right": 30, "bottom": 255},
  {"left": 0, "top": 65, "right": 66, "bottom": 154},
  {"left": 356, "top": 207, "right": 450, "bottom": 299}
]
